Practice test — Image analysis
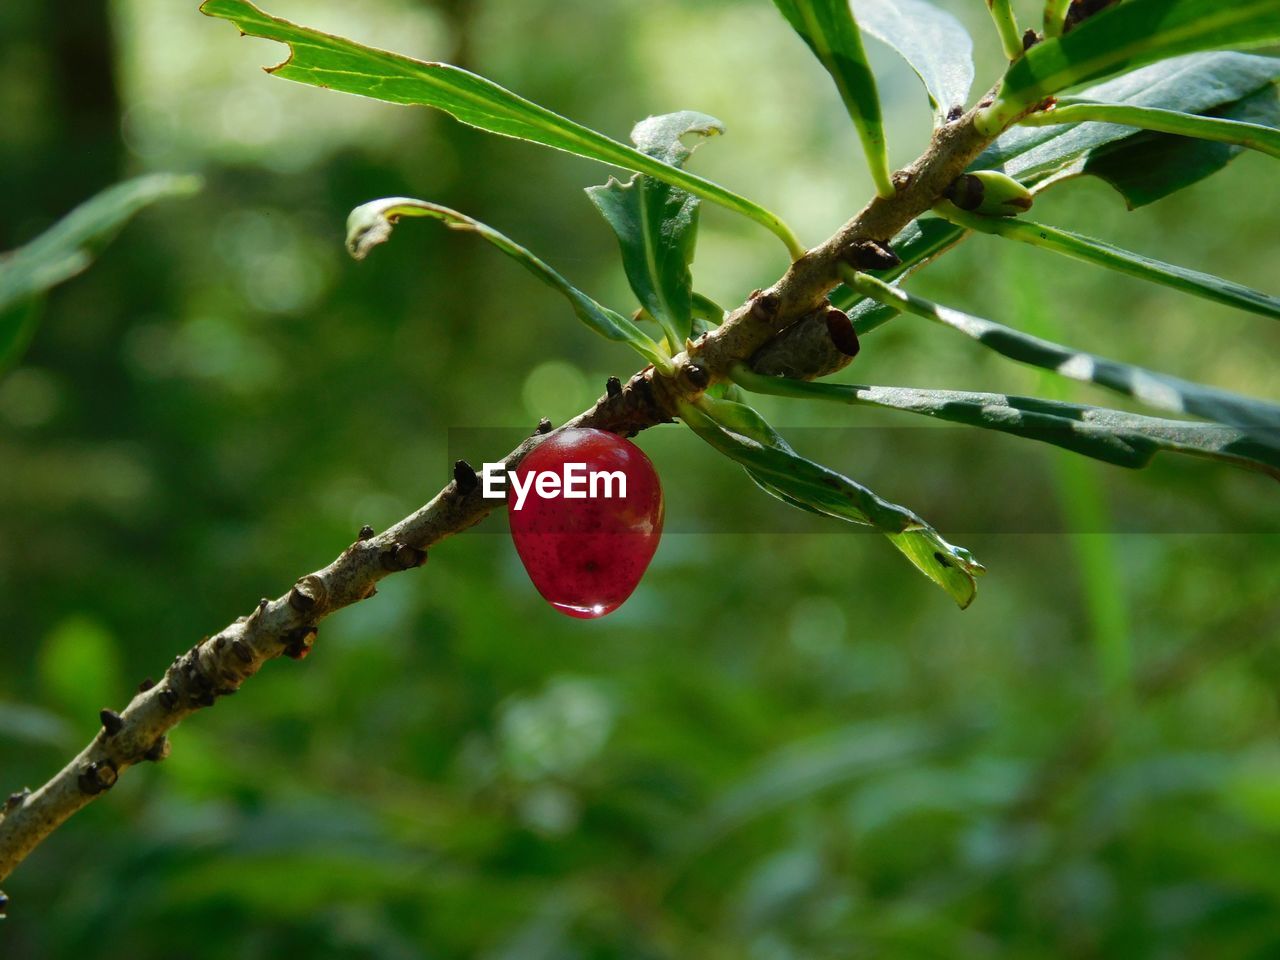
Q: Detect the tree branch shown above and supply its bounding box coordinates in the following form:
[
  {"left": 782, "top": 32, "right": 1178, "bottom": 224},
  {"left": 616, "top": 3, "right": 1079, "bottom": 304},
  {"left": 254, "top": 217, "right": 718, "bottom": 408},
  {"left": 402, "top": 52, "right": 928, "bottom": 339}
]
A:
[{"left": 0, "top": 101, "right": 1006, "bottom": 905}]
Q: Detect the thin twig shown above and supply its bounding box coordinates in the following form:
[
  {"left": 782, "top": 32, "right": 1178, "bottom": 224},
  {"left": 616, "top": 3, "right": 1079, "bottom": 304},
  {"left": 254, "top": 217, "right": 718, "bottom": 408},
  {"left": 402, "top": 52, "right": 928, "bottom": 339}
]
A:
[{"left": 0, "top": 97, "right": 1005, "bottom": 904}]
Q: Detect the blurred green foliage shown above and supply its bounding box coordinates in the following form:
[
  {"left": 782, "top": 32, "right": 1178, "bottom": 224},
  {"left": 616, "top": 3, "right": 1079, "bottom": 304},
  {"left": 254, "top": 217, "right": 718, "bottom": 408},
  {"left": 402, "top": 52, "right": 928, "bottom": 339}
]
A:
[{"left": 1, "top": 1, "right": 1279, "bottom": 956}]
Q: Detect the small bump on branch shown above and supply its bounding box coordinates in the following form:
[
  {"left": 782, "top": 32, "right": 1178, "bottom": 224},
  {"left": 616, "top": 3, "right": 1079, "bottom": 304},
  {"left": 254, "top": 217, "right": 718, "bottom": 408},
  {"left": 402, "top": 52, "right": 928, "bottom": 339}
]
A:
[
  {"left": 381, "top": 542, "right": 428, "bottom": 572},
  {"left": 282, "top": 626, "right": 319, "bottom": 660},
  {"left": 288, "top": 575, "right": 326, "bottom": 614},
  {"left": 77, "top": 761, "right": 117, "bottom": 796},
  {"left": 453, "top": 459, "right": 479, "bottom": 493},
  {"left": 99, "top": 709, "right": 124, "bottom": 737},
  {"left": 677, "top": 362, "right": 711, "bottom": 393},
  {"left": 844, "top": 240, "right": 900, "bottom": 271},
  {"left": 824, "top": 308, "right": 860, "bottom": 358},
  {"left": 750, "top": 290, "right": 780, "bottom": 322}
]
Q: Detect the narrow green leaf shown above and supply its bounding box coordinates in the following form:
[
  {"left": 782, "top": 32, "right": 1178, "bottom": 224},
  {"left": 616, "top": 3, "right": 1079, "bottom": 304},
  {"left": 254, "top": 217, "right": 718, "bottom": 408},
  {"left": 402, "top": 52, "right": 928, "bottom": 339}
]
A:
[
  {"left": 847, "top": 270, "right": 1280, "bottom": 444},
  {"left": 1020, "top": 98, "right": 1280, "bottom": 158},
  {"left": 731, "top": 364, "right": 1280, "bottom": 481},
  {"left": 985, "top": 0, "right": 1024, "bottom": 62},
  {"left": 0, "top": 173, "right": 201, "bottom": 375},
  {"left": 974, "top": 52, "right": 1280, "bottom": 187},
  {"left": 936, "top": 204, "right": 1280, "bottom": 323},
  {"left": 678, "top": 395, "right": 984, "bottom": 608},
  {"left": 854, "top": 0, "right": 974, "bottom": 119},
  {"left": 771, "top": 0, "right": 894, "bottom": 196},
  {"left": 980, "top": 0, "right": 1280, "bottom": 132},
  {"left": 586, "top": 112, "right": 722, "bottom": 351},
  {"left": 840, "top": 66, "right": 1280, "bottom": 340},
  {"left": 346, "top": 197, "right": 665, "bottom": 366},
  {"left": 199, "top": 0, "right": 803, "bottom": 258},
  {"left": 1084, "top": 83, "right": 1280, "bottom": 208}
]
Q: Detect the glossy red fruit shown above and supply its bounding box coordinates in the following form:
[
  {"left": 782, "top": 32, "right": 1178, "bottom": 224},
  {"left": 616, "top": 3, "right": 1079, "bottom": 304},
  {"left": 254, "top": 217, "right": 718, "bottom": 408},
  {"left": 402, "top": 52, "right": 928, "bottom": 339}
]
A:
[{"left": 508, "top": 428, "right": 663, "bottom": 618}]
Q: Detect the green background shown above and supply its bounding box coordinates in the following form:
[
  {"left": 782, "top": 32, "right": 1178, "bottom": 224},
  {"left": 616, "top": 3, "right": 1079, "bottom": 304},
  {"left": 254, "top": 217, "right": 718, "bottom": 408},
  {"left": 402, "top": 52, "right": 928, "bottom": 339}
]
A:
[{"left": 2, "top": 0, "right": 1278, "bottom": 956}]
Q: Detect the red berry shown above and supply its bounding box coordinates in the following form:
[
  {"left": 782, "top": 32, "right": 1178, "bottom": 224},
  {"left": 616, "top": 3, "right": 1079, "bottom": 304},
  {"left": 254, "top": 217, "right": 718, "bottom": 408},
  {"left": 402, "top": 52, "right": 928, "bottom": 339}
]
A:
[{"left": 507, "top": 428, "right": 663, "bottom": 618}]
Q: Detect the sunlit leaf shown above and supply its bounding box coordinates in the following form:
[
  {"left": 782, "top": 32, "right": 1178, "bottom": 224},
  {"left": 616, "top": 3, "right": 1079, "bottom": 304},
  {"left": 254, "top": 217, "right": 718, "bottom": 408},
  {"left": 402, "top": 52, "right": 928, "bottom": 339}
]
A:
[
  {"left": 974, "top": 52, "right": 1280, "bottom": 187},
  {"left": 1021, "top": 98, "right": 1280, "bottom": 159},
  {"left": 732, "top": 365, "right": 1280, "bottom": 480},
  {"left": 346, "top": 197, "right": 665, "bottom": 366},
  {"left": 981, "top": 0, "right": 1280, "bottom": 131},
  {"left": 771, "top": 0, "right": 894, "bottom": 196},
  {"left": 848, "top": 270, "right": 1280, "bottom": 447},
  {"left": 587, "top": 112, "right": 723, "bottom": 350},
  {"left": 854, "top": 0, "right": 974, "bottom": 119},
  {"left": 199, "top": 0, "right": 803, "bottom": 257},
  {"left": 1085, "top": 83, "right": 1280, "bottom": 208},
  {"left": 679, "top": 395, "right": 984, "bottom": 608},
  {"left": 938, "top": 204, "right": 1280, "bottom": 323}
]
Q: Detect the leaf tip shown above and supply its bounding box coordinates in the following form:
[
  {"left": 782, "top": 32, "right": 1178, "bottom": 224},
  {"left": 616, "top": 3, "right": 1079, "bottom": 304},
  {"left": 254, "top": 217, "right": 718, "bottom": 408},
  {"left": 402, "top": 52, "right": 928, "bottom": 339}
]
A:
[{"left": 345, "top": 203, "right": 395, "bottom": 260}]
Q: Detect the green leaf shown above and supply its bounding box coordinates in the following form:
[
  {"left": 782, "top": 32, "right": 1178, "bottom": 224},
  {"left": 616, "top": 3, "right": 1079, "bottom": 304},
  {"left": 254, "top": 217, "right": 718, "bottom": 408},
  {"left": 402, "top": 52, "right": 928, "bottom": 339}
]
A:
[
  {"left": 974, "top": 52, "right": 1280, "bottom": 187},
  {"left": 838, "top": 63, "right": 1280, "bottom": 342},
  {"left": 1083, "top": 83, "right": 1280, "bottom": 207},
  {"left": 854, "top": 0, "right": 974, "bottom": 119},
  {"left": 771, "top": 0, "right": 894, "bottom": 196},
  {"left": 981, "top": 0, "right": 1280, "bottom": 131},
  {"left": 1020, "top": 98, "right": 1280, "bottom": 159},
  {"left": 937, "top": 204, "right": 1280, "bottom": 323},
  {"left": 346, "top": 197, "right": 665, "bottom": 367},
  {"left": 199, "top": 0, "right": 803, "bottom": 257},
  {"left": 586, "top": 112, "right": 723, "bottom": 351},
  {"left": 678, "top": 395, "right": 984, "bottom": 608},
  {"left": 0, "top": 173, "right": 201, "bottom": 374},
  {"left": 847, "top": 270, "right": 1280, "bottom": 445},
  {"left": 731, "top": 364, "right": 1280, "bottom": 481}
]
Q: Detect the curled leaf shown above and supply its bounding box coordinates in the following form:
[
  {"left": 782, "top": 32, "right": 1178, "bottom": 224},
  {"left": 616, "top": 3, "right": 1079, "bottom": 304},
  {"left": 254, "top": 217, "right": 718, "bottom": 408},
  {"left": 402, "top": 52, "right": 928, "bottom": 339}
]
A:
[{"left": 347, "top": 198, "right": 664, "bottom": 366}]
